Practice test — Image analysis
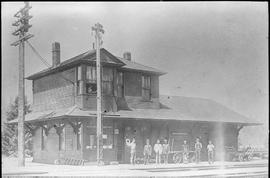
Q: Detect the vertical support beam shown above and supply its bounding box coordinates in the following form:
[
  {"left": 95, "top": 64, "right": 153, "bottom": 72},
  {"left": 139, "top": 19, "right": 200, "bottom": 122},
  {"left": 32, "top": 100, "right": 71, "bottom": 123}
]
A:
[
  {"left": 96, "top": 30, "right": 103, "bottom": 165},
  {"left": 92, "top": 23, "right": 104, "bottom": 165},
  {"left": 18, "top": 32, "right": 25, "bottom": 167},
  {"left": 236, "top": 124, "right": 244, "bottom": 150}
]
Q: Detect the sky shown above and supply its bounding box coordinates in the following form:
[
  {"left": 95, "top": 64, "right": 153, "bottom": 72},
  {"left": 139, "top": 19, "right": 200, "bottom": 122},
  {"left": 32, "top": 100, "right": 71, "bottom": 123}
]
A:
[{"left": 1, "top": 1, "right": 268, "bottom": 132}]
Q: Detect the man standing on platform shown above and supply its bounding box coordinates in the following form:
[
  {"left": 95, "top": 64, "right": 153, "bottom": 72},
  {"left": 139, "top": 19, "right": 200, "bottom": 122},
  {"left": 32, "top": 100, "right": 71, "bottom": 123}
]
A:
[
  {"left": 143, "top": 139, "right": 152, "bottom": 165},
  {"left": 126, "top": 138, "right": 136, "bottom": 165},
  {"left": 182, "top": 140, "right": 189, "bottom": 164},
  {"left": 194, "top": 138, "right": 202, "bottom": 164},
  {"left": 162, "top": 139, "right": 170, "bottom": 164},
  {"left": 154, "top": 139, "right": 163, "bottom": 164},
  {"left": 207, "top": 140, "right": 215, "bottom": 164}
]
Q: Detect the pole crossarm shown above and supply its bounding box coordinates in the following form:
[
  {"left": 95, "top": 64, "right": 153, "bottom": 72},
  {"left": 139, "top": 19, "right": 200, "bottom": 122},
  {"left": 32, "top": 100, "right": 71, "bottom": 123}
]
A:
[
  {"left": 14, "top": 4, "right": 32, "bottom": 18},
  {"left": 12, "top": 15, "right": 33, "bottom": 26},
  {"left": 11, "top": 34, "right": 34, "bottom": 46}
]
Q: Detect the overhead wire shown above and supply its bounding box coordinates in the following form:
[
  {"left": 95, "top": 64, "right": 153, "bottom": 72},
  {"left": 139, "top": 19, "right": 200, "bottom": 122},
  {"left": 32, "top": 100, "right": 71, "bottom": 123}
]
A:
[
  {"left": 26, "top": 40, "right": 50, "bottom": 67},
  {"left": 25, "top": 40, "right": 75, "bottom": 85}
]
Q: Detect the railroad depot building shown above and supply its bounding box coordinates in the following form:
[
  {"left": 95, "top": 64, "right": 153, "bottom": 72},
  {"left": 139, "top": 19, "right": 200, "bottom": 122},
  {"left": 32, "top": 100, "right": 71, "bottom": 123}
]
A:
[{"left": 11, "top": 42, "right": 260, "bottom": 164}]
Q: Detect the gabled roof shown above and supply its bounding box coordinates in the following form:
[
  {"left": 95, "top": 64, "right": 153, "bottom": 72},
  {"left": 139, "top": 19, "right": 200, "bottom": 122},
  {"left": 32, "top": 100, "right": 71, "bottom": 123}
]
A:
[
  {"left": 9, "top": 95, "right": 262, "bottom": 126},
  {"left": 27, "top": 48, "right": 165, "bottom": 80}
]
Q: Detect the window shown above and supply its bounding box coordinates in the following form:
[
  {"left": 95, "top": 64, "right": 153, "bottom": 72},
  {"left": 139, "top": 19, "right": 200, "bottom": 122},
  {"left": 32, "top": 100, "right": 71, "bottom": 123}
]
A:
[
  {"left": 103, "top": 126, "right": 113, "bottom": 149},
  {"left": 88, "top": 126, "right": 114, "bottom": 150},
  {"left": 142, "top": 75, "right": 151, "bottom": 100},
  {"left": 89, "top": 135, "right": 96, "bottom": 149},
  {"left": 77, "top": 66, "right": 82, "bottom": 80},
  {"left": 102, "top": 68, "right": 113, "bottom": 95},
  {"left": 65, "top": 125, "right": 74, "bottom": 151},
  {"left": 84, "top": 66, "right": 113, "bottom": 95},
  {"left": 77, "top": 125, "right": 82, "bottom": 150},
  {"left": 59, "top": 128, "right": 65, "bottom": 151},
  {"left": 76, "top": 66, "right": 82, "bottom": 95},
  {"left": 116, "top": 72, "right": 124, "bottom": 97},
  {"left": 86, "top": 66, "right": 96, "bottom": 82},
  {"left": 76, "top": 81, "right": 80, "bottom": 95},
  {"left": 86, "top": 66, "right": 97, "bottom": 94},
  {"left": 86, "top": 83, "right": 97, "bottom": 94},
  {"left": 41, "top": 128, "right": 46, "bottom": 150}
]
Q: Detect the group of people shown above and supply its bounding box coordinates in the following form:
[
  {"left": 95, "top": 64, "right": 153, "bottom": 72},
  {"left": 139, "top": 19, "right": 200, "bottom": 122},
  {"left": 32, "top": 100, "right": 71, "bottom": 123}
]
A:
[
  {"left": 193, "top": 138, "right": 215, "bottom": 164},
  {"left": 144, "top": 138, "right": 170, "bottom": 164},
  {"left": 126, "top": 138, "right": 170, "bottom": 165},
  {"left": 126, "top": 137, "right": 215, "bottom": 165}
]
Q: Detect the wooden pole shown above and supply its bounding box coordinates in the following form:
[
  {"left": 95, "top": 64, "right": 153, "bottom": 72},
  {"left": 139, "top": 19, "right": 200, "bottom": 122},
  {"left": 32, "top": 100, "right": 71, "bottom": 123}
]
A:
[
  {"left": 11, "top": 2, "right": 33, "bottom": 167},
  {"left": 18, "top": 32, "right": 25, "bottom": 167},
  {"left": 92, "top": 23, "right": 104, "bottom": 165}
]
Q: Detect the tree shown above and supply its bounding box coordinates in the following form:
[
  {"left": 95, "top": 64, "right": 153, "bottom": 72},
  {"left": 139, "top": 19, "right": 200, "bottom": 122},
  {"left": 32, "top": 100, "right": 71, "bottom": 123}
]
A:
[{"left": 1, "top": 96, "right": 32, "bottom": 157}]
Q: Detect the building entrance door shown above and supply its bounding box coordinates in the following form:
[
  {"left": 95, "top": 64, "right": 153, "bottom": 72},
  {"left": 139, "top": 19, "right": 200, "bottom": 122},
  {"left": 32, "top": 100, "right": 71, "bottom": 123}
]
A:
[{"left": 116, "top": 127, "right": 125, "bottom": 163}]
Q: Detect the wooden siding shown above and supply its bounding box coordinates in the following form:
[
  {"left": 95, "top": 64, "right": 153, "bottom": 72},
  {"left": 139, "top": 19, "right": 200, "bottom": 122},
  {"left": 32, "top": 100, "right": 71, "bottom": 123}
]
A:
[
  {"left": 32, "top": 68, "right": 76, "bottom": 112},
  {"left": 124, "top": 71, "right": 142, "bottom": 97}
]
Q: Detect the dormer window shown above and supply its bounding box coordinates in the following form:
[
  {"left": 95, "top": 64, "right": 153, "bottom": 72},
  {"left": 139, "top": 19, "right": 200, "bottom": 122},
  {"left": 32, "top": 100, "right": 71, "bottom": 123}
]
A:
[{"left": 142, "top": 75, "right": 151, "bottom": 100}]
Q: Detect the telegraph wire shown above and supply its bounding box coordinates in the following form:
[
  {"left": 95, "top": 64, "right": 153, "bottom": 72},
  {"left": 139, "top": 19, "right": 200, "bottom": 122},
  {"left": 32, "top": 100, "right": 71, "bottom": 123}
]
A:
[
  {"left": 25, "top": 40, "right": 75, "bottom": 85},
  {"left": 26, "top": 40, "right": 50, "bottom": 67}
]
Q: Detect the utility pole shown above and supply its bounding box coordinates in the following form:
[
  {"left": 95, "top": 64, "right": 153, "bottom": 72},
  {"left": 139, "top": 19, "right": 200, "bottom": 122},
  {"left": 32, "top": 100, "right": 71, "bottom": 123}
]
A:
[
  {"left": 92, "top": 23, "right": 104, "bottom": 165},
  {"left": 11, "top": 2, "right": 33, "bottom": 167}
]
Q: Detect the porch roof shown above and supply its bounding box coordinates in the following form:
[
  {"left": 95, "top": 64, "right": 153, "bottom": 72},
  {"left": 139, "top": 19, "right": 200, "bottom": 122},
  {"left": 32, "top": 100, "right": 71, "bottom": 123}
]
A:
[{"left": 9, "top": 96, "right": 262, "bottom": 126}]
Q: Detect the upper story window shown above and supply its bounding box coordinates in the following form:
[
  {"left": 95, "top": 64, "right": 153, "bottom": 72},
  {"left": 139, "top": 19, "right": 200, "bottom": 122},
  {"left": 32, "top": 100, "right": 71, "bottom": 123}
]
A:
[
  {"left": 76, "top": 65, "right": 113, "bottom": 95},
  {"left": 76, "top": 66, "right": 81, "bottom": 95},
  {"left": 86, "top": 66, "right": 97, "bottom": 94},
  {"left": 142, "top": 75, "right": 151, "bottom": 100},
  {"left": 116, "top": 72, "right": 124, "bottom": 97},
  {"left": 86, "top": 66, "right": 97, "bottom": 82},
  {"left": 102, "top": 68, "right": 113, "bottom": 95}
]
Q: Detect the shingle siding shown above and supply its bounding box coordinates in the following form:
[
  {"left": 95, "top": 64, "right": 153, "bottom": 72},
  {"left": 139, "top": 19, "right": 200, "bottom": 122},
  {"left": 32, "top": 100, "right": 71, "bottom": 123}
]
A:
[{"left": 32, "top": 68, "right": 76, "bottom": 112}]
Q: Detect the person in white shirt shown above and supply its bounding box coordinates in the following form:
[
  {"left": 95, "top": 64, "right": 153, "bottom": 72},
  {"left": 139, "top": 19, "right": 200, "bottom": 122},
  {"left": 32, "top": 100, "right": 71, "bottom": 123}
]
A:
[
  {"left": 126, "top": 138, "right": 136, "bottom": 165},
  {"left": 207, "top": 140, "right": 215, "bottom": 164},
  {"left": 154, "top": 139, "right": 163, "bottom": 164},
  {"left": 143, "top": 139, "right": 152, "bottom": 165},
  {"left": 194, "top": 138, "right": 202, "bottom": 164}
]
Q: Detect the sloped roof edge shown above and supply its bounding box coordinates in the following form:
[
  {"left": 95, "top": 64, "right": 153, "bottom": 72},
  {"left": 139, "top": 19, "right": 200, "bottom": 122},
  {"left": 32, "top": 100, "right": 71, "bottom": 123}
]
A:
[
  {"left": 8, "top": 96, "right": 262, "bottom": 126},
  {"left": 26, "top": 48, "right": 166, "bottom": 80}
]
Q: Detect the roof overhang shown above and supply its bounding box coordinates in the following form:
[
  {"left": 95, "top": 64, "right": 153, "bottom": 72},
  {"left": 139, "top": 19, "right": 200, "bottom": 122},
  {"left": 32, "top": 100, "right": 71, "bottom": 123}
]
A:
[{"left": 8, "top": 109, "right": 263, "bottom": 127}]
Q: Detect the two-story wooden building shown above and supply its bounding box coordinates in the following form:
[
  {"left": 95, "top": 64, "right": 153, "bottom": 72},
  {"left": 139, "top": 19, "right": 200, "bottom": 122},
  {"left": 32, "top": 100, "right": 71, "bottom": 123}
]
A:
[{"left": 10, "top": 42, "right": 261, "bottom": 164}]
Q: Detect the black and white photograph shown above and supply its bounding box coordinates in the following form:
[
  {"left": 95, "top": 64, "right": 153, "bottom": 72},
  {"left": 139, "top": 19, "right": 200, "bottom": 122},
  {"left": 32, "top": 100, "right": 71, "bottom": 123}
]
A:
[{"left": 1, "top": 2, "right": 268, "bottom": 177}]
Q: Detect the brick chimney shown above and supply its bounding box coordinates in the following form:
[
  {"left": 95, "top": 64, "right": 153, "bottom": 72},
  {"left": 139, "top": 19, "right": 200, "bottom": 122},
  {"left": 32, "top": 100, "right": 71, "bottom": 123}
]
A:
[
  {"left": 52, "top": 42, "right": 60, "bottom": 67},
  {"left": 123, "top": 52, "right": 131, "bottom": 61}
]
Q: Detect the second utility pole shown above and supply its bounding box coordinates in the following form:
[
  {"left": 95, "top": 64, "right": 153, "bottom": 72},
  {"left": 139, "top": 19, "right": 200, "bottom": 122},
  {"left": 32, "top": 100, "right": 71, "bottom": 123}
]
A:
[{"left": 92, "top": 23, "right": 104, "bottom": 165}]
